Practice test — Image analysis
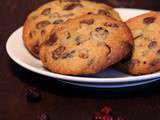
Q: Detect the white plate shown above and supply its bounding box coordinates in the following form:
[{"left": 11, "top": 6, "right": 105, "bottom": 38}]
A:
[{"left": 6, "top": 8, "right": 160, "bottom": 88}]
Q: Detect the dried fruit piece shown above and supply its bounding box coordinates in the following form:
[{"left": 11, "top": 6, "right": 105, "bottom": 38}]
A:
[
  {"left": 92, "top": 106, "right": 125, "bottom": 120},
  {"left": 143, "top": 16, "right": 156, "bottom": 25},
  {"left": 65, "top": 32, "right": 71, "bottom": 39},
  {"left": 45, "top": 33, "right": 57, "bottom": 46},
  {"left": 25, "top": 87, "right": 42, "bottom": 103},
  {"left": 41, "top": 30, "right": 45, "bottom": 36},
  {"left": 87, "top": 12, "right": 93, "bottom": 14},
  {"left": 75, "top": 36, "right": 81, "bottom": 45},
  {"left": 80, "top": 19, "right": 94, "bottom": 25},
  {"left": 36, "top": 21, "right": 50, "bottom": 29},
  {"left": 52, "top": 46, "right": 65, "bottom": 59},
  {"left": 36, "top": 112, "right": 50, "bottom": 120},
  {"left": 61, "top": 50, "right": 75, "bottom": 59},
  {"left": 104, "top": 23, "right": 119, "bottom": 28},
  {"left": 63, "top": 3, "right": 83, "bottom": 10},
  {"left": 29, "top": 32, "right": 33, "bottom": 38},
  {"left": 41, "top": 8, "right": 51, "bottom": 15},
  {"left": 157, "top": 49, "right": 160, "bottom": 56},
  {"left": 79, "top": 50, "right": 89, "bottom": 59},
  {"left": 53, "top": 19, "right": 64, "bottom": 24},
  {"left": 150, "top": 59, "right": 160, "bottom": 66},
  {"left": 31, "top": 43, "right": 40, "bottom": 56},
  {"left": 100, "top": 106, "right": 112, "bottom": 116},
  {"left": 91, "top": 27, "right": 108, "bottom": 41},
  {"left": 98, "top": 9, "right": 110, "bottom": 16},
  {"left": 129, "top": 59, "right": 140, "bottom": 69},
  {"left": 148, "top": 41, "right": 157, "bottom": 49}
]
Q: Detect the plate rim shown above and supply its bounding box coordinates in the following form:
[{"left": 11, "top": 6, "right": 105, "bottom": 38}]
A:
[{"left": 6, "top": 8, "right": 160, "bottom": 84}]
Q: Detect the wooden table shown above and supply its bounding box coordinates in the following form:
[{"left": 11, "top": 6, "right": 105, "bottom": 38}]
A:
[{"left": 1, "top": 0, "right": 160, "bottom": 120}]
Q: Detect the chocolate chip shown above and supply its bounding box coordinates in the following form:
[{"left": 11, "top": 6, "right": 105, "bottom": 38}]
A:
[
  {"left": 61, "top": 50, "right": 75, "bottom": 59},
  {"left": 41, "top": 8, "right": 51, "bottom": 15},
  {"left": 150, "top": 59, "right": 160, "bottom": 66},
  {"left": 143, "top": 17, "right": 156, "bottom": 25},
  {"left": 25, "top": 87, "right": 42, "bottom": 103},
  {"left": 104, "top": 23, "right": 119, "bottom": 28},
  {"left": 36, "top": 112, "right": 50, "bottom": 120},
  {"left": 63, "top": 3, "right": 83, "bottom": 10},
  {"left": 80, "top": 19, "right": 94, "bottom": 25},
  {"left": 31, "top": 43, "right": 39, "bottom": 56},
  {"left": 98, "top": 9, "right": 110, "bottom": 16},
  {"left": 52, "top": 46, "right": 65, "bottom": 60},
  {"left": 36, "top": 21, "right": 50, "bottom": 29},
  {"left": 45, "top": 33, "right": 57, "bottom": 46},
  {"left": 53, "top": 19, "right": 64, "bottom": 24},
  {"left": 148, "top": 41, "right": 157, "bottom": 49}
]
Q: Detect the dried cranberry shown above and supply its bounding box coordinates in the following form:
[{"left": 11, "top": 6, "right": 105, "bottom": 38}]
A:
[
  {"left": 25, "top": 87, "right": 42, "bottom": 103},
  {"left": 36, "top": 112, "right": 50, "bottom": 120},
  {"left": 143, "top": 17, "right": 156, "bottom": 25},
  {"left": 80, "top": 19, "right": 94, "bottom": 25},
  {"left": 63, "top": 3, "right": 83, "bottom": 10},
  {"left": 148, "top": 41, "right": 157, "bottom": 49},
  {"left": 100, "top": 106, "right": 112, "bottom": 116},
  {"left": 104, "top": 23, "right": 119, "bottom": 28},
  {"left": 45, "top": 33, "right": 57, "bottom": 46}
]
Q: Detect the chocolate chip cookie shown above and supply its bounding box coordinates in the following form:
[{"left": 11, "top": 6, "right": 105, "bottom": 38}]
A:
[
  {"left": 40, "top": 14, "right": 133, "bottom": 75},
  {"left": 23, "top": 0, "right": 121, "bottom": 58},
  {"left": 121, "top": 12, "right": 160, "bottom": 75}
]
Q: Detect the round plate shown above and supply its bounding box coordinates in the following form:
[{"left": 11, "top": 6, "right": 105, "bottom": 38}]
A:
[{"left": 6, "top": 8, "right": 160, "bottom": 88}]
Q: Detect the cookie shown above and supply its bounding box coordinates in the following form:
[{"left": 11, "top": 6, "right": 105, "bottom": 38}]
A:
[
  {"left": 39, "top": 14, "right": 133, "bottom": 75},
  {"left": 23, "top": 0, "right": 121, "bottom": 58},
  {"left": 121, "top": 12, "right": 160, "bottom": 75}
]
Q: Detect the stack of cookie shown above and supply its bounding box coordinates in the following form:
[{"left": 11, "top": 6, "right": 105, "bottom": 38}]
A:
[{"left": 23, "top": 0, "right": 160, "bottom": 76}]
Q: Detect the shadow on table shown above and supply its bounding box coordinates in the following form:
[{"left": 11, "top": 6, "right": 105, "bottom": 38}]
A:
[{"left": 9, "top": 60, "right": 160, "bottom": 99}]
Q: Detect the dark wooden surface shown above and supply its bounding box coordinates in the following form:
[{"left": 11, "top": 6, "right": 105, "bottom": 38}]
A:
[{"left": 2, "top": 0, "right": 160, "bottom": 120}]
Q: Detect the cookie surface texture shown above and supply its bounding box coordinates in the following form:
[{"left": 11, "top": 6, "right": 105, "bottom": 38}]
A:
[
  {"left": 23, "top": 0, "right": 121, "bottom": 58},
  {"left": 40, "top": 14, "right": 133, "bottom": 75}
]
